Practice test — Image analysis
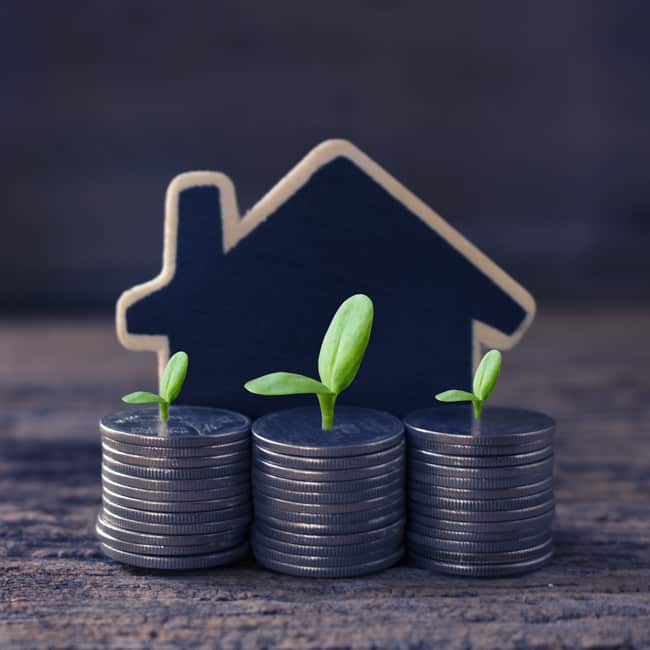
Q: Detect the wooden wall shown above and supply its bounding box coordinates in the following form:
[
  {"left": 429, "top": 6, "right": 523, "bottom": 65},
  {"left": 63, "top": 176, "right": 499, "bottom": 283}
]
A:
[{"left": 1, "top": 1, "right": 649, "bottom": 311}]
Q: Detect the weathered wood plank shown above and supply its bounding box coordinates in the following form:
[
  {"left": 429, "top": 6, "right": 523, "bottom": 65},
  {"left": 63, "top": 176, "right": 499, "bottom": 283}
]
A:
[{"left": 1, "top": 310, "right": 650, "bottom": 649}]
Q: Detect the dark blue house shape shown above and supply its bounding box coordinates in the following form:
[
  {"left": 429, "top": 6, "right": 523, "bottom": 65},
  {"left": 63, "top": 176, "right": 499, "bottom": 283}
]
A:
[{"left": 117, "top": 140, "right": 535, "bottom": 417}]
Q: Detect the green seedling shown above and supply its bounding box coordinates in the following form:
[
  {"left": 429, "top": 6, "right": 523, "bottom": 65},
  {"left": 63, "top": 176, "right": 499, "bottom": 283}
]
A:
[
  {"left": 244, "top": 294, "right": 374, "bottom": 430},
  {"left": 435, "top": 349, "right": 502, "bottom": 420},
  {"left": 121, "top": 351, "right": 189, "bottom": 421}
]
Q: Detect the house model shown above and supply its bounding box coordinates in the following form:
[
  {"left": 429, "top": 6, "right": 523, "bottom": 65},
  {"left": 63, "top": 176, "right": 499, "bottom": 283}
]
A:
[{"left": 116, "top": 140, "right": 535, "bottom": 416}]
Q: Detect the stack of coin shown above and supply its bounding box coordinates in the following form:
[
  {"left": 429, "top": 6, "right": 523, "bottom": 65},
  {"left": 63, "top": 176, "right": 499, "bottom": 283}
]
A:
[
  {"left": 251, "top": 407, "right": 406, "bottom": 577},
  {"left": 96, "top": 406, "right": 251, "bottom": 570},
  {"left": 404, "top": 406, "right": 555, "bottom": 577}
]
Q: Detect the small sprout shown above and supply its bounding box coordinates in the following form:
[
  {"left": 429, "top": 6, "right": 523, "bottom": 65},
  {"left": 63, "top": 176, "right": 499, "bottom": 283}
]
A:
[
  {"left": 244, "top": 294, "right": 374, "bottom": 431},
  {"left": 122, "top": 351, "right": 189, "bottom": 421},
  {"left": 435, "top": 349, "right": 502, "bottom": 420}
]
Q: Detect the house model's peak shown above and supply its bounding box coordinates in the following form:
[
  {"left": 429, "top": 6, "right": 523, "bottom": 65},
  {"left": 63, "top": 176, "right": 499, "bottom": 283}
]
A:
[{"left": 159, "top": 139, "right": 377, "bottom": 254}]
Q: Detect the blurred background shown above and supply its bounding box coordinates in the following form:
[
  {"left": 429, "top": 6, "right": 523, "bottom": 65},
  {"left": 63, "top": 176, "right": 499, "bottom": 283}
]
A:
[{"left": 1, "top": 1, "right": 649, "bottom": 314}]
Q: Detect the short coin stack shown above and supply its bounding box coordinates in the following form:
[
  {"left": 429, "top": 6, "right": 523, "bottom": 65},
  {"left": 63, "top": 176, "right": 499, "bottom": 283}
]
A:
[
  {"left": 97, "top": 406, "right": 251, "bottom": 569},
  {"left": 405, "top": 406, "right": 555, "bottom": 577},
  {"left": 251, "top": 406, "right": 406, "bottom": 577}
]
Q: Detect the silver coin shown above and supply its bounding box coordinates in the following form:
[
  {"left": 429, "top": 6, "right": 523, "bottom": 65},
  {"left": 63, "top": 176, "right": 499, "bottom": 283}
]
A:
[
  {"left": 251, "top": 406, "right": 403, "bottom": 458},
  {"left": 101, "top": 435, "right": 249, "bottom": 458},
  {"left": 409, "top": 548, "right": 554, "bottom": 576},
  {"left": 409, "top": 468, "right": 552, "bottom": 489},
  {"left": 254, "top": 491, "right": 403, "bottom": 514},
  {"left": 102, "top": 473, "right": 247, "bottom": 502},
  {"left": 254, "top": 479, "right": 403, "bottom": 505},
  {"left": 408, "top": 446, "right": 553, "bottom": 468},
  {"left": 255, "top": 547, "right": 404, "bottom": 577},
  {"left": 102, "top": 464, "right": 247, "bottom": 491},
  {"left": 102, "top": 441, "right": 249, "bottom": 468},
  {"left": 97, "top": 514, "right": 247, "bottom": 547},
  {"left": 252, "top": 527, "right": 403, "bottom": 557},
  {"left": 103, "top": 456, "right": 249, "bottom": 480},
  {"left": 101, "top": 508, "right": 251, "bottom": 535},
  {"left": 409, "top": 508, "right": 554, "bottom": 534},
  {"left": 102, "top": 495, "right": 250, "bottom": 524},
  {"left": 254, "top": 518, "right": 405, "bottom": 547},
  {"left": 96, "top": 523, "right": 242, "bottom": 557},
  {"left": 407, "top": 438, "right": 552, "bottom": 456},
  {"left": 409, "top": 489, "right": 554, "bottom": 512},
  {"left": 408, "top": 478, "right": 554, "bottom": 500},
  {"left": 254, "top": 440, "right": 404, "bottom": 471},
  {"left": 407, "top": 519, "right": 551, "bottom": 541},
  {"left": 99, "top": 540, "right": 250, "bottom": 569},
  {"left": 102, "top": 486, "right": 249, "bottom": 513},
  {"left": 408, "top": 499, "right": 554, "bottom": 522},
  {"left": 256, "top": 510, "right": 404, "bottom": 535},
  {"left": 254, "top": 500, "right": 403, "bottom": 525},
  {"left": 100, "top": 406, "right": 250, "bottom": 448},
  {"left": 254, "top": 455, "right": 404, "bottom": 482},
  {"left": 409, "top": 539, "right": 553, "bottom": 564},
  {"left": 404, "top": 406, "right": 555, "bottom": 447},
  {"left": 406, "top": 530, "right": 552, "bottom": 553},
  {"left": 253, "top": 467, "right": 404, "bottom": 494},
  {"left": 252, "top": 542, "right": 401, "bottom": 568},
  {"left": 408, "top": 457, "right": 554, "bottom": 479}
]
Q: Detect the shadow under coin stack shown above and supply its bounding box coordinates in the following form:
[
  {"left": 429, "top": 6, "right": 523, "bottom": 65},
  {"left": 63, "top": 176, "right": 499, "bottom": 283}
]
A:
[
  {"left": 251, "top": 407, "right": 406, "bottom": 577},
  {"left": 96, "top": 406, "right": 251, "bottom": 569},
  {"left": 405, "top": 406, "right": 555, "bottom": 577}
]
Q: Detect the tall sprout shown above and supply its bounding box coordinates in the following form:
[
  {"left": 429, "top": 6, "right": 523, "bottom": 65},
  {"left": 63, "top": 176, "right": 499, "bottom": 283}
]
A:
[{"left": 245, "top": 294, "right": 374, "bottom": 430}]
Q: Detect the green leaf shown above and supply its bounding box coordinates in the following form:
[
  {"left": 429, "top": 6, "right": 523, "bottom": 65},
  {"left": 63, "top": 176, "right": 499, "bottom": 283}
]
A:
[
  {"left": 244, "top": 372, "right": 333, "bottom": 396},
  {"left": 472, "top": 349, "right": 502, "bottom": 401},
  {"left": 318, "top": 294, "right": 374, "bottom": 394},
  {"left": 159, "top": 351, "right": 189, "bottom": 403},
  {"left": 435, "top": 389, "right": 476, "bottom": 403},
  {"left": 122, "top": 391, "right": 167, "bottom": 405}
]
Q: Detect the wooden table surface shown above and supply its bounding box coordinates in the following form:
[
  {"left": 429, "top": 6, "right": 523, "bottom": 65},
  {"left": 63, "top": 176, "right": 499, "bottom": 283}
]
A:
[{"left": 2, "top": 310, "right": 649, "bottom": 649}]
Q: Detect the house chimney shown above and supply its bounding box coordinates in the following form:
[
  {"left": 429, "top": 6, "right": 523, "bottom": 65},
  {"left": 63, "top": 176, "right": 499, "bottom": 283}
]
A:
[{"left": 173, "top": 185, "right": 224, "bottom": 274}]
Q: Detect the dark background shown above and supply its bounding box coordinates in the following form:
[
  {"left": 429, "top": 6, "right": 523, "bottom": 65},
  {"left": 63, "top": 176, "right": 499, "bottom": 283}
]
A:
[{"left": 1, "top": 1, "right": 649, "bottom": 313}]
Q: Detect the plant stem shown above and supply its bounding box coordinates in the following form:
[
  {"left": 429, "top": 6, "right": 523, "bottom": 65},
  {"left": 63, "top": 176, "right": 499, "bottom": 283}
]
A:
[
  {"left": 159, "top": 401, "right": 169, "bottom": 422},
  {"left": 317, "top": 394, "right": 337, "bottom": 431},
  {"left": 472, "top": 399, "right": 483, "bottom": 421}
]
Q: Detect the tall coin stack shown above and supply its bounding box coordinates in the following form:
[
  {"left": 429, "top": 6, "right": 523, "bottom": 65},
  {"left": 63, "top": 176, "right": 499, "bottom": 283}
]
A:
[
  {"left": 404, "top": 406, "right": 555, "bottom": 577},
  {"left": 250, "top": 407, "right": 406, "bottom": 577},
  {"left": 96, "top": 406, "right": 252, "bottom": 570}
]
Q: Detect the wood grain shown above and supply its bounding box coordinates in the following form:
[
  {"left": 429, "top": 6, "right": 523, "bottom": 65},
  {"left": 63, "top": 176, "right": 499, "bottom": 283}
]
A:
[{"left": 2, "top": 310, "right": 650, "bottom": 649}]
